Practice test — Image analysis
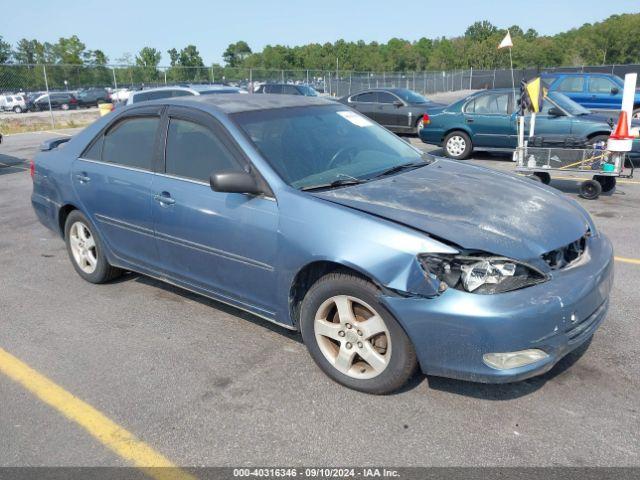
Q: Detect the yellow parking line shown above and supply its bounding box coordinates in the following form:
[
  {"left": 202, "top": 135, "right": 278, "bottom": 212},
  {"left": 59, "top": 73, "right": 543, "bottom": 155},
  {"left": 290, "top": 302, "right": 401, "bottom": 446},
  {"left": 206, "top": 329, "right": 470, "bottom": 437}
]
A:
[
  {"left": 0, "top": 348, "right": 195, "bottom": 480},
  {"left": 615, "top": 256, "right": 640, "bottom": 265}
]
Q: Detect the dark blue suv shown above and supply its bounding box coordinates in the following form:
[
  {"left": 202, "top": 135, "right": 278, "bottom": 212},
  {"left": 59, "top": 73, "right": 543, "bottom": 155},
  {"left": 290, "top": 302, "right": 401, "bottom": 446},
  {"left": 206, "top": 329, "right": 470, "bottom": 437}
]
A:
[{"left": 541, "top": 72, "right": 640, "bottom": 118}]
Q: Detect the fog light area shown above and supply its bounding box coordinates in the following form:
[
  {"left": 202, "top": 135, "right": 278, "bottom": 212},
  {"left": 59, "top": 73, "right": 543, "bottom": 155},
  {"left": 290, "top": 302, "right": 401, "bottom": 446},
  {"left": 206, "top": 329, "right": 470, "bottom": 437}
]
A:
[{"left": 483, "top": 349, "right": 549, "bottom": 370}]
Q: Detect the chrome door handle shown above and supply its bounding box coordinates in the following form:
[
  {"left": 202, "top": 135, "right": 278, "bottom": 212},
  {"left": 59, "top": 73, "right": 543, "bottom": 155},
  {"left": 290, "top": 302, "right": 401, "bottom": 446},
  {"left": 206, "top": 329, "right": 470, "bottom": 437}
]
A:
[
  {"left": 154, "top": 194, "right": 175, "bottom": 205},
  {"left": 75, "top": 173, "right": 91, "bottom": 183}
]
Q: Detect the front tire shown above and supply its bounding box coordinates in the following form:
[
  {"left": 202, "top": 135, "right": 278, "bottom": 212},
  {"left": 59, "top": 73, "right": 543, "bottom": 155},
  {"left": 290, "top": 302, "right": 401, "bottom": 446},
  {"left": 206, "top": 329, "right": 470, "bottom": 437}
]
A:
[
  {"left": 580, "top": 179, "right": 602, "bottom": 200},
  {"left": 64, "top": 210, "right": 122, "bottom": 283},
  {"left": 443, "top": 131, "right": 472, "bottom": 159},
  {"left": 13, "top": 106, "right": 23, "bottom": 113},
  {"left": 300, "top": 273, "right": 417, "bottom": 394}
]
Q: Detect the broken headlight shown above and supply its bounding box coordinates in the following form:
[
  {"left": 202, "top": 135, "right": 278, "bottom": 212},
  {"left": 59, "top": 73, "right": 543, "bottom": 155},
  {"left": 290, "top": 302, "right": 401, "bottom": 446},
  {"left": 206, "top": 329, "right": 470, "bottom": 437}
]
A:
[{"left": 419, "top": 254, "right": 548, "bottom": 294}]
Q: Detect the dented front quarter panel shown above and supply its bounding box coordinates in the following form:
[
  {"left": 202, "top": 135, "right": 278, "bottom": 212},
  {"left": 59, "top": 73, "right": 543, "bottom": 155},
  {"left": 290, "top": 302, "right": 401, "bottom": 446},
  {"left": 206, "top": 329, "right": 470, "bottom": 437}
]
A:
[{"left": 275, "top": 188, "right": 459, "bottom": 319}]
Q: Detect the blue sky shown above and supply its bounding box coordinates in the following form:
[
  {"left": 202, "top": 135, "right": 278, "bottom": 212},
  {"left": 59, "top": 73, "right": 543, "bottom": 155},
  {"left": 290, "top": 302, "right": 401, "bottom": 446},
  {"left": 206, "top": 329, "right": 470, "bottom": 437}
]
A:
[{"left": 4, "top": 0, "right": 639, "bottom": 65}]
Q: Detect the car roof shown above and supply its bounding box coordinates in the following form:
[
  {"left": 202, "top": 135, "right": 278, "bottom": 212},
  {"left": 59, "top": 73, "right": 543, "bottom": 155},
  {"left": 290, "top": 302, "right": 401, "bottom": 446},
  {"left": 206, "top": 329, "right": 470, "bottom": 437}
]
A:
[
  {"left": 156, "top": 93, "right": 334, "bottom": 114},
  {"left": 542, "top": 72, "right": 615, "bottom": 77}
]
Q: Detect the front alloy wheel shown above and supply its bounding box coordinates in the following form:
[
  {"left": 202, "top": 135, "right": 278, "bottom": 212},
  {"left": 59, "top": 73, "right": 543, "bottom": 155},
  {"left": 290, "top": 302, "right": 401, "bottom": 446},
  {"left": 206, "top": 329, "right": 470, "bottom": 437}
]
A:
[
  {"left": 300, "top": 273, "right": 417, "bottom": 394},
  {"left": 314, "top": 295, "right": 391, "bottom": 379}
]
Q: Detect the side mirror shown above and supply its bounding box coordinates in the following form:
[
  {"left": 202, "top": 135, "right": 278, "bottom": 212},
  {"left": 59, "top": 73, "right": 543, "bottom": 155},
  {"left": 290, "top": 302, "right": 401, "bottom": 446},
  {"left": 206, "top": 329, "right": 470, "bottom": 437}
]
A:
[
  {"left": 610, "top": 87, "right": 619, "bottom": 95},
  {"left": 210, "top": 171, "right": 263, "bottom": 195},
  {"left": 393, "top": 100, "right": 403, "bottom": 108},
  {"left": 547, "top": 107, "right": 564, "bottom": 117}
]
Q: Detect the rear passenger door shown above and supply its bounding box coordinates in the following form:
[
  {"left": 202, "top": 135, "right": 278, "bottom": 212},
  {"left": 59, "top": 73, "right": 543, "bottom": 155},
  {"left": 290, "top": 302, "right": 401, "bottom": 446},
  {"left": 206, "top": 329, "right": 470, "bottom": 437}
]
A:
[
  {"left": 463, "top": 92, "right": 515, "bottom": 147},
  {"left": 151, "top": 106, "right": 279, "bottom": 317},
  {"left": 72, "top": 106, "right": 163, "bottom": 270}
]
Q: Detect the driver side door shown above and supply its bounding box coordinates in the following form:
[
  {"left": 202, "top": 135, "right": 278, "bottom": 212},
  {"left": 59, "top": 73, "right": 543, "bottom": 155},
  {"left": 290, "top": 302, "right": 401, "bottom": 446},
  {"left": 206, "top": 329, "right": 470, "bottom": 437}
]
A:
[{"left": 152, "top": 106, "right": 280, "bottom": 318}]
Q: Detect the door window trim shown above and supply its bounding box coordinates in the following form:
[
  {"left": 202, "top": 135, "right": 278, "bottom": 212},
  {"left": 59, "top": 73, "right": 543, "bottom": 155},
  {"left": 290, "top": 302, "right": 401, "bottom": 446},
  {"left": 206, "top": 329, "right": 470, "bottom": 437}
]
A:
[
  {"left": 159, "top": 106, "right": 275, "bottom": 199},
  {"left": 79, "top": 105, "right": 165, "bottom": 173}
]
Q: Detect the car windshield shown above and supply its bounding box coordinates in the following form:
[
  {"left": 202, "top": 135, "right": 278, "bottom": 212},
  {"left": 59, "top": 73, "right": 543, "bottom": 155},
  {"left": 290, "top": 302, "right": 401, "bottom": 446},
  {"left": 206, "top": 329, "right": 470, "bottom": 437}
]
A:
[
  {"left": 547, "top": 91, "right": 591, "bottom": 115},
  {"left": 298, "top": 85, "right": 318, "bottom": 96},
  {"left": 393, "top": 88, "right": 429, "bottom": 104},
  {"left": 232, "top": 105, "right": 429, "bottom": 189}
]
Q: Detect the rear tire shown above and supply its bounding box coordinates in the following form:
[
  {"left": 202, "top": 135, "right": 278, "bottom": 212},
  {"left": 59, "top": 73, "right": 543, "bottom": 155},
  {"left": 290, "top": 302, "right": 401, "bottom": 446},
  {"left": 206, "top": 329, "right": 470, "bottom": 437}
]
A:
[
  {"left": 13, "top": 106, "right": 23, "bottom": 113},
  {"left": 443, "top": 131, "right": 472, "bottom": 160},
  {"left": 300, "top": 272, "right": 417, "bottom": 394},
  {"left": 61, "top": 103, "right": 69, "bottom": 111},
  {"left": 64, "top": 210, "right": 122, "bottom": 284},
  {"left": 580, "top": 179, "right": 602, "bottom": 200}
]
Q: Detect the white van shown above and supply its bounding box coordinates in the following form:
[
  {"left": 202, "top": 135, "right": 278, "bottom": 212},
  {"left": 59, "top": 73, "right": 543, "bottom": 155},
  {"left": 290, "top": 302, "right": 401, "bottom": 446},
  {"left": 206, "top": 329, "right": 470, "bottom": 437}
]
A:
[{"left": 0, "top": 94, "right": 27, "bottom": 113}]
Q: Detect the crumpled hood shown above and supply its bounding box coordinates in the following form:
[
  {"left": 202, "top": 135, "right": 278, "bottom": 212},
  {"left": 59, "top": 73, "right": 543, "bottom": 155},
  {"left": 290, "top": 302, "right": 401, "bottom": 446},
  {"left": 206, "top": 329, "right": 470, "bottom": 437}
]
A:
[{"left": 312, "top": 159, "right": 590, "bottom": 260}]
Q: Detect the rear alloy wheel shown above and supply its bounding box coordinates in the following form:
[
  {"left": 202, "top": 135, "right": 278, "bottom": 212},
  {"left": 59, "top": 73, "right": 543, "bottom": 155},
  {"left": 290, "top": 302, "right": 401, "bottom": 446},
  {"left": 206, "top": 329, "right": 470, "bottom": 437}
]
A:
[
  {"left": 300, "top": 273, "right": 417, "bottom": 394},
  {"left": 13, "top": 106, "right": 23, "bottom": 113},
  {"left": 580, "top": 179, "right": 602, "bottom": 200},
  {"left": 64, "top": 210, "right": 122, "bottom": 283},
  {"left": 443, "top": 131, "right": 472, "bottom": 159},
  {"left": 61, "top": 103, "right": 69, "bottom": 111}
]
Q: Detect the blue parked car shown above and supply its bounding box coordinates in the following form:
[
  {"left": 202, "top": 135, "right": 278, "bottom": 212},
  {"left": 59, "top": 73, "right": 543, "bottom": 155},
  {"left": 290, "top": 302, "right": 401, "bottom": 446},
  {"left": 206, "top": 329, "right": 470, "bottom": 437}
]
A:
[
  {"left": 541, "top": 72, "right": 640, "bottom": 118},
  {"left": 420, "top": 88, "right": 640, "bottom": 160},
  {"left": 31, "top": 95, "right": 613, "bottom": 393}
]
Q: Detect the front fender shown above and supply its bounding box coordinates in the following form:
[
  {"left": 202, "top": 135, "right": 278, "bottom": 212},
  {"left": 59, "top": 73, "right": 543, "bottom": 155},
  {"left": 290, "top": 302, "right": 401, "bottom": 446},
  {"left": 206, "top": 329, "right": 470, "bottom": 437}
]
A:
[{"left": 275, "top": 189, "right": 458, "bottom": 323}]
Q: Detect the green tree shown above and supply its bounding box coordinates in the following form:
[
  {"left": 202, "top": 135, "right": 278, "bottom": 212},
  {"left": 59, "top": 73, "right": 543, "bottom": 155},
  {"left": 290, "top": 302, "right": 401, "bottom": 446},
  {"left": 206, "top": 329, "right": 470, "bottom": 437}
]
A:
[
  {"left": 223, "top": 41, "right": 252, "bottom": 67},
  {"left": 465, "top": 21, "right": 498, "bottom": 42},
  {"left": 136, "top": 47, "right": 162, "bottom": 69},
  {"left": 0, "top": 36, "right": 11, "bottom": 63}
]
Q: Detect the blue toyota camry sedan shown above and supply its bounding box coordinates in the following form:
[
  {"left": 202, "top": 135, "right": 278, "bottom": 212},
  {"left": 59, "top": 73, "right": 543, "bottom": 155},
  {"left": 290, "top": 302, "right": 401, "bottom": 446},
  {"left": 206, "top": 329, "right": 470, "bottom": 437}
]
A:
[{"left": 31, "top": 94, "right": 613, "bottom": 393}]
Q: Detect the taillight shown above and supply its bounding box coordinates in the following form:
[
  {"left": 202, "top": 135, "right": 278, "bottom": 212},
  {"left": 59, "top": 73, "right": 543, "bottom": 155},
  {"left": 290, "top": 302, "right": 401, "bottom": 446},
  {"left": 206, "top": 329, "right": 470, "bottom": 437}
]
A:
[
  {"left": 29, "top": 159, "right": 35, "bottom": 179},
  {"left": 422, "top": 113, "right": 430, "bottom": 125}
]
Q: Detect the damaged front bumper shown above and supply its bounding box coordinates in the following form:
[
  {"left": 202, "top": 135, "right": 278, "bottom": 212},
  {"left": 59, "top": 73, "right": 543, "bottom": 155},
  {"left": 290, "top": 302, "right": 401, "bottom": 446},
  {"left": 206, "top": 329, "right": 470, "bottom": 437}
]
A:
[{"left": 381, "top": 233, "right": 614, "bottom": 383}]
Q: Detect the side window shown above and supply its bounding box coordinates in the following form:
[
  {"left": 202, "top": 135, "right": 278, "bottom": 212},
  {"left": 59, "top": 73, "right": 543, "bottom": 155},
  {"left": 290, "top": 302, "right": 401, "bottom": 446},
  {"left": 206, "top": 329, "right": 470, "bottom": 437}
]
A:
[
  {"left": 377, "top": 92, "right": 397, "bottom": 104},
  {"left": 588, "top": 77, "right": 617, "bottom": 93},
  {"left": 165, "top": 119, "right": 241, "bottom": 182},
  {"left": 82, "top": 135, "right": 104, "bottom": 160},
  {"left": 472, "top": 93, "right": 509, "bottom": 114},
  {"left": 102, "top": 117, "right": 159, "bottom": 170},
  {"left": 557, "top": 77, "right": 584, "bottom": 93},
  {"left": 463, "top": 99, "right": 475, "bottom": 113},
  {"left": 353, "top": 92, "right": 376, "bottom": 103},
  {"left": 133, "top": 92, "right": 150, "bottom": 103},
  {"left": 172, "top": 90, "right": 193, "bottom": 97},
  {"left": 283, "top": 85, "right": 299, "bottom": 95}
]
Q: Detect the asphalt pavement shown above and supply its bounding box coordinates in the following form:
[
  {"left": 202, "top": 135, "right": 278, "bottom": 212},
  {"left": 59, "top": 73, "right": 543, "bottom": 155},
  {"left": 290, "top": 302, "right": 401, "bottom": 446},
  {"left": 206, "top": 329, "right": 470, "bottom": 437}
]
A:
[{"left": 0, "top": 128, "right": 639, "bottom": 469}]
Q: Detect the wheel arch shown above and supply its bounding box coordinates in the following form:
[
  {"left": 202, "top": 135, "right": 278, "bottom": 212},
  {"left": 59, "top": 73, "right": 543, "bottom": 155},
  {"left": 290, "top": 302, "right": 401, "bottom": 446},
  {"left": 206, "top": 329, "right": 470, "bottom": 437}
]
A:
[
  {"left": 441, "top": 126, "right": 473, "bottom": 143},
  {"left": 586, "top": 131, "right": 612, "bottom": 141},
  {"left": 288, "top": 260, "right": 384, "bottom": 328},
  {"left": 57, "top": 203, "right": 81, "bottom": 238}
]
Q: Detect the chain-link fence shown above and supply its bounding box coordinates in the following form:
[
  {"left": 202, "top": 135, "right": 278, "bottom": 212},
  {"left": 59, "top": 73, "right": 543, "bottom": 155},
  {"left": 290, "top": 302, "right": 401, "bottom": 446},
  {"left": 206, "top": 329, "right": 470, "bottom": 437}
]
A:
[{"left": 2, "top": 63, "right": 640, "bottom": 130}]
